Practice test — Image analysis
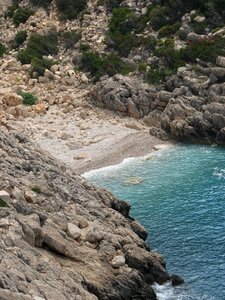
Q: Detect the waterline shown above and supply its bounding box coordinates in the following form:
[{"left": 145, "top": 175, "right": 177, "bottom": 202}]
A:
[{"left": 84, "top": 144, "right": 225, "bottom": 299}]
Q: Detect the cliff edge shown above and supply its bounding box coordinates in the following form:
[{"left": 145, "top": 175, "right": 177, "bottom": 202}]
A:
[{"left": 0, "top": 126, "right": 171, "bottom": 300}]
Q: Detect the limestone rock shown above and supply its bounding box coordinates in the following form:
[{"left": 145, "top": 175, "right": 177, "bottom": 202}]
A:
[
  {"left": 111, "top": 255, "right": 125, "bottom": 268},
  {"left": 0, "top": 190, "right": 10, "bottom": 202},
  {"left": 3, "top": 93, "right": 23, "bottom": 107},
  {"left": 216, "top": 56, "right": 225, "bottom": 68},
  {"left": 67, "top": 223, "right": 81, "bottom": 240}
]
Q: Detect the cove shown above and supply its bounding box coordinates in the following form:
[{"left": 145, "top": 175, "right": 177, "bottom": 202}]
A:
[{"left": 83, "top": 144, "right": 225, "bottom": 300}]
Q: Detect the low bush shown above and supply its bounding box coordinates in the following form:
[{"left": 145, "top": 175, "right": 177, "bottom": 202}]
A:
[
  {"left": 80, "top": 50, "right": 133, "bottom": 79},
  {"left": 147, "top": 66, "right": 174, "bottom": 84},
  {"left": 5, "top": 1, "right": 19, "bottom": 18},
  {"left": 17, "top": 33, "right": 58, "bottom": 76},
  {"left": 104, "top": 0, "right": 122, "bottom": 12},
  {"left": 31, "top": 57, "right": 56, "bottom": 76},
  {"left": 18, "top": 33, "right": 58, "bottom": 64},
  {"left": 108, "top": 8, "right": 138, "bottom": 56},
  {"left": 0, "top": 43, "right": 7, "bottom": 57},
  {"left": 0, "top": 198, "right": 8, "bottom": 208},
  {"left": 158, "top": 22, "right": 181, "bottom": 38},
  {"left": 18, "top": 91, "right": 38, "bottom": 105},
  {"left": 31, "top": 185, "right": 41, "bottom": 193},
  {"left": 55, "top": 0, "right": 88, "bottom": 20},
  {"left": 29, "top": 0, "right": 52, "bottom": 8},
  {"left": 12, "top": 30, "right": 27, "bottom": 48},
  {"left": 12, "top": 7, "right": 34, "bottom": 26},
  {"left": 61, "top": 30, "right": 81, "bottom": 49}
]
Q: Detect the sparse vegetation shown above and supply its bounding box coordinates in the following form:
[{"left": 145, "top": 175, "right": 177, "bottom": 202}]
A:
[
  {"left": 158, "top": 22, "right": 181, "bottom": 38},
  {"left": 29, "top": 0, "right": 52, "bottom": 9},
  {"left": 0, "top": 43, "right": 6, "bottom": 57},
  {"left": 32, "top": 185, "right": 41, "bottom": 194},
  {"left": 55, "top": 0, "right": 88, "bottom": 20},
  {"left": 18, "top": 91, "right": 38, "bottom": 105},
  {"left": 17, "top": 33, "right": 58, "bottom": 76},
  {"left": 0, "top": 198, "right": 8, "bottom": 208},
  {"left": 61, "top": 30, "right": 81, "bottom": 49},
  {"left": 80, "top": 49, "right": 134, "bottom": 79},
  {"left": 12, "top": 30, "right": 27, "bottom": 49},
  {"left": 12, "top": 7, "right": 34, "bottom": 26}
]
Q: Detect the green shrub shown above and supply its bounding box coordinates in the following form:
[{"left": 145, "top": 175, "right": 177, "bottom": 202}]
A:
[
  {"left": 18, "top": 91, "right": 38, "bottom": 105},
  {"left": 18, "top": 33, "right": 58, "bottom": 65},
  {"left": 140, "top": 37, "right": 157, "bottom": 51},
  {"left": 191, "top": 20, "right": 207, "bottom": 34},
  {"left": 81, "top": 50, "right": 102, "bottom": 76},
  {"left": 31, "top": 185, "right": 41, "bottom": 193},
  {"left": 5, "top": 2, "right": 19, "bottom": 18},
  {"left": 158, "top": 22, "right": 181, "bottom": 38},
  {"left": 0, "top": 43, "right": 6, "bottom": 57},
  {"left": 101, "top": 53, "right": 134, "bottom": 76},
  {"left": 79, "top": 43, "right": 90, "bottom": 52},
  {"left": 108, "top": 8, "right": 138, "bottom": 56},
  {"left": 105, "top": 0, "right": 122, "bottom": 12},
  {"left": 55, "top": 0, "right": 88, "bottom": 20},
  {"left": 0, "top": 198, "right": 8, "bottom": 208},
  {"left": 31, "top": 57, "right": 56, "bottom": 76},
  {"left": 180, "top": 37, "right": 225, "bottom": 63},
  {"left": 61, "top": 30, "right": 81, "bottom": 49},
  {"left": 12, "top": 30, "right": 27, "bottom": 48},
  {"left": 147, "top": 66, "right": 174, "bottom": 84},
  {"left": 29, "top": 0, "right": 52, "bottom": 8},
  {"left": 80, "top": 50, "right": 133, "bottom": 79},
  {"left": 109, "top": 8, "right": 134, "bottom": 34},
  {"left": 12, "top": 7, "right": 34, "bottom": 26}
]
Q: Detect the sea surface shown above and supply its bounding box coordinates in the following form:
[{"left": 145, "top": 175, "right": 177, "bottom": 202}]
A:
[{"left": 83, "top": 144, "right": 225, "bottom": 300}]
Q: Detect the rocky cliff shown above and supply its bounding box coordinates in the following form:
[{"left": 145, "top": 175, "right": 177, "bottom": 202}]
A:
[
  {"left": 0, "top": 126, "right": 173, "bottom": 300},
  {"left": 1, "top": 1, "right": 224, "bottom": 299}
]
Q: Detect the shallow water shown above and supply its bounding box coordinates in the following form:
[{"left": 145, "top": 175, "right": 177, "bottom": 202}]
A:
[{"left": 83, "top": 144, "right": 225, "bottom": 300}]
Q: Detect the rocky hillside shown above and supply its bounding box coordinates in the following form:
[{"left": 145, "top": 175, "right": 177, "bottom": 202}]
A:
[
  {"left": 0, "top": 125, "right": 178, "bottom": 300},
  {"left": 0, "top": 0, "right": 225, "bottom": 144},
  {"left": 0, "top": 0, "right": 225, "bottom": 299}
]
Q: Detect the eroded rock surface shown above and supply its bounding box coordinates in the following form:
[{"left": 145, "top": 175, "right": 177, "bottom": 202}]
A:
[{"left": 0, "top": 126, "right": 171, "bottom": 300}]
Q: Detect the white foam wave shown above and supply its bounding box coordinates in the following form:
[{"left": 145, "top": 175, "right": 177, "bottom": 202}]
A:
[
  {"left": 153, "top": 282, "right": 175, "bottom": 300},
  {"left": 213, "top": 167, "right": 225, "bottom": 179},
  {"left": 82, "top": 144, "right": 173, "bottom": 179}
]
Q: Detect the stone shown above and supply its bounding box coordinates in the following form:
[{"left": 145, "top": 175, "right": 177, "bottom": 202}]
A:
[
  {"left": 171, "top": 274, "right": 185, "bottom": 286},
  {"left": 24, "top": 190, "right": 38, "bottom": 203},
  {"left": 67, "top": 223, "right": 81, "bottom": 240},
  {"left": 50, "top": 64, "right": 59, "bottom": 73},
  {"left": 194, "top": 15, "right": 205, "bottom": 23},
  {"left": 0, "top": 190, "right": 10, "bottom": 202},
  {"left": 0, "top": 218, "right": 10, "bottom": 228},
  {"left": 3, "top": 93, "right": 23, "bottom": 107},
  {"left": 127, "top": 99, "right": 140, "bottom": 118},
  {"left": 81, "top": 73, "right": 89, "bottom": 83},
  {"left": 111, "top": 255, "right": 125, "bottom": 268},
  {"left": 44, "top": 69, "right": 54, "bottom": 79},
  {"left": 34, "top": 103, "right": 46, "bottom": 114},
  {"left": 216, "top": 56, "right": 225, "bottom": 68}
]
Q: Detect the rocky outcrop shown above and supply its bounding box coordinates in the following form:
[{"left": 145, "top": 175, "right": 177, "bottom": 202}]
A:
[
  {"left": 159, "top": 62, "right": 225, "bottom": 144},
  {"left": 91, "top": 74, "right": 158, "bottom": 118},
  {"left": 92, "top": 59, "right": 225, "bottom": 145},
  {"left": 0, "top": 126, "right": 174, "bottom": 300}
]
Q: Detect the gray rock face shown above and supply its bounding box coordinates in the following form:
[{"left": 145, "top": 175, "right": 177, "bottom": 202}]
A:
[
  {"left": 91, "top": 74, "right": 157, "bottom": 117},
  {"left": 0, "top": 126, "right": 171, "bottom": 300}
]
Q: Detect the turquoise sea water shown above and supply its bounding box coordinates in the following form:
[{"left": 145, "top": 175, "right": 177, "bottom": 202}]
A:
[{"left": 83, "top": 144, "right": 225, "bottom": 300}]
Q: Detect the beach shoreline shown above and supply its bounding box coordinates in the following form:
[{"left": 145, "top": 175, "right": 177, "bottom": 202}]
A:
[{"left": 11, "top": 106, "right": 173, "bottom": 175}]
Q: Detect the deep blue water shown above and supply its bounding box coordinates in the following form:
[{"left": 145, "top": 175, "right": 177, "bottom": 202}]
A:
[{"left": 83, "top": 144, "right": 225, "bottom": 300}]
